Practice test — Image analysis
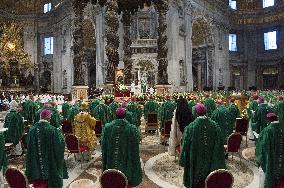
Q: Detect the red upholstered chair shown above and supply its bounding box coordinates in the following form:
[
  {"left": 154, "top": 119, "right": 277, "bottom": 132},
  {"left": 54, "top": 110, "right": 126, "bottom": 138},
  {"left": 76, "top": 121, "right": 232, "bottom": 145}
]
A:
[
  {"left": 65, "top": 134, "right": 88, "bottom": 168},
  {"left": 94, "top": 120, "right": 103, "bottom": 138},
  {"left": 275, "top": 179, "right": 284, "bottom": 188},
  {"left": 5, "top": 167, "right": 48, "bottom": 188},
  {"left": 224, "top": 133, "right": 242, "bottom": 161},
  {"left": 62, "top": 120, "right": 73, "bottom": 135},
  {"left": 235, "top": 118, "right": 248, "bottom": 146},
  {"left": 145, "top": 113, "right": 159, "bottom": 134},
  {"left": 205, "top": 169, "right": 234, "bottom": 188},
  {"left": 100, "top": 169, "right": 129, "bottom": 188}
]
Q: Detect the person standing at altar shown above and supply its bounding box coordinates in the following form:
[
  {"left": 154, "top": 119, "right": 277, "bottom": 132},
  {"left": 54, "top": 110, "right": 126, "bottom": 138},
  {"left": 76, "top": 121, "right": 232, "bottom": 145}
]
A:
[
  {"left": 26, "top": 109, "right": 68, "bottom": 188},
  {"left": 256, "top": 112, "right": 284, "bottom": 188},
  {"left": 101, "top": 107, "right": 142, "bottom": 187},
  {"left": 180, "top": 103, "right": 226, "bottom": 188},
  {"left": 4, "top": 100, "right": 24, "bottom": 156}
]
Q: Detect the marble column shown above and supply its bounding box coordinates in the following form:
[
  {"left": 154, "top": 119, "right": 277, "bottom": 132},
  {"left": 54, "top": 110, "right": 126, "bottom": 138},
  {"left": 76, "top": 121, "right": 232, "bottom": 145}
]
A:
[
  {"left": 184, "top": 1, "right": 193, "bottom": 91},
  {"left": 155, "top": 0, "right": 169, "bottom": 85},
  {"left": 105, "top": 0, "right": 119, "bottom": 84},
  {"left": 72, "top": 0, "right": 88, "bottom": 86},
  {"left": 121, "top": 11, "right": 133, "bottom": 85},
  {"left": 167, "top": 2, "right": 180, "bottom": 90},
  {"left": 95, "top": 7, "right": 105, "bottom": 86}
]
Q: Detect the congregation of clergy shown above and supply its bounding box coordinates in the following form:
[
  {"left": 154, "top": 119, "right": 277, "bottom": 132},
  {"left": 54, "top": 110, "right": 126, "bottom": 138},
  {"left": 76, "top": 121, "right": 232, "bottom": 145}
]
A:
[{"left": 0, "top": 90, "right": 283, "bottom": 188}]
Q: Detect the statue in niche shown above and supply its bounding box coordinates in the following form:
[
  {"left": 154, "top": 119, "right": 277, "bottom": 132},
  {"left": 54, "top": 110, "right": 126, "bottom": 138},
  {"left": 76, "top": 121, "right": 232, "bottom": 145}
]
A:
[{"left": 63, "top": 70, "right": 67, "bottom": 89}]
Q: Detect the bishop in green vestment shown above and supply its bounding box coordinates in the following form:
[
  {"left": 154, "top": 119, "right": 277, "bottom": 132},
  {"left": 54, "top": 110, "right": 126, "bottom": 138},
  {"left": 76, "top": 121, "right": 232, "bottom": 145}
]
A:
[
  {"left": 211, "top": 100, "right": 231, "bottom": 144},
  {"left": 61, "top": 102, "right": 71, "bottom": 120},
  {"left": 203, "top": 93, "right": 216, "bottom": 118},
  {"left": 256, "top": 113, "right": 284, "bottom": 188},
  {"left": 34, "top": 103, "right": 61, "bottom": 128},
  {"left": 109, "top": 101, "right": 120, "bottom": 121},
  {"left": 22, "top": 99, "right": 37, "bottom": 125},
  {"left": 67, "top": 104, "right": 80, "bottom": 122},
  {"left": 227, "top": 98, "right": 240, "bottom": 133},
  {"left": 127, "top": 100, "right": 142, "bottom": 127},
  {"left": 26, "top": 109, "right": 68, "bottom": 188},
  {"left": 101, "top": 107, "right": 142, "bottom": 187},
  {"left": 252, "top": 97, "right": 273, "bottom": 134},
  {"left": 144, "top": 96, "right": 159, "bottom": 120},
  {"left": 158, "top": 96, "right": 176, "bottom": 130},
  {"left": 180, "top": 103, "right": 226, "bottom": 188},
  {"left": 90, "top": 103, "right": 112, "bottom": 125}
]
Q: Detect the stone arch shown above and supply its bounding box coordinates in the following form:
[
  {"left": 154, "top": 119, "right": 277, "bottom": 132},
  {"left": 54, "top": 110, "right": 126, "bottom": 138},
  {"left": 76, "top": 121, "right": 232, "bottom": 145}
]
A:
[{"left": 191, "top": 15, "right": 214, "bottom": 89}]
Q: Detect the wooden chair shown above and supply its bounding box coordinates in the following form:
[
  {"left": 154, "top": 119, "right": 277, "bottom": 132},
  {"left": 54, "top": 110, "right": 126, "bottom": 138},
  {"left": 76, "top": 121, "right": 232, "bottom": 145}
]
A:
[
  {"left": 224, "top": 133, "right": 242, "bottom": 161},
  {"left": 65, "top": 134, "right": 89, "bottom": 168},
  {"left": 94, "top": 120, "right": 103, "bottom": 138},
  {"left": 5, "top": 167, "right": 48, "bottom": 188},
  {"left": 160, "top": 119, "right": 172, "bottom": 149},
  {"left": 235, "top": 118, "right": 248, "bottom": 146},
  {"left": 62, "top": 120, "right": 73, "bottom": 135},
  {"left": 275, "top": 179, "right": 284, "bottom": 188},
  {"left": 100, "top": 169, "right": 130, "bottom": 188},
  {"left": 205, "top": 169, "right": 234, "bottom": 188},
  {"left": 145, "top": 113, "right": 159, "bottom": 134}
]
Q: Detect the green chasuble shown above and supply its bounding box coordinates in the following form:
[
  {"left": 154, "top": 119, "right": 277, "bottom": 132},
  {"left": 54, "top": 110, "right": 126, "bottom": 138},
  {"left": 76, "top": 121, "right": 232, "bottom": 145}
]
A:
[
  {"left": 275, "top": 100, "right": 284, "bottom": 123},
  {"left": 188, "top": 100, "right": 196, "bottom": 120},
  {"left": 247, "top": 100, "right": 258, "bottom": 121},
  {"left": 25, "top": 120, "right": 68, "bottom": 188},
  {"left": 34, "top": 107, "right": 61, "bottom": 128},
  {"left": 180, "top": 117, "right": 226, "bottom": 188},
  {"left": 158, "top": 100, "right": 176, "bottom": 129},
  {"left": 101, "top": 119, "right": 142, "bottom": 186},
  {"left": 89, "top": 99, "right": 101, "bottom": 112},
  {"left": 67, "top": 105, "right": 80, "bottom": 122},
  {"left": 4, "top": 109, "right": 24, "bottom": 145},
  {"left": 203, "top": 97, "right": 216, "bottom": 117},
  {"left": 61, "top": 102, "right": 71, "bottom": 120},
  {"left": 211, "top": 105, "right": 231, "bottom": 144},
  {"left": 22, "top": 100, "right": 37, "bottom": 125},
  {"left": 251, "top": 103, "right": 272, "bottom": 134},
  {"left": 90, "top": 103, "right": 112, "bottom": 124},
  {"left": 127, "top": 101, "right": 142, "bottom": 127},
  {"left": 227, "top": 103, "right": 240, "bottom": 132},
  {"left": 256, "top": 122, "right": 284, "bottom": 188},
  {"left": 143, "top": 99, "right": 159, "bottom": 120},
  {"left": 0, "top": 133, "right": 7, "bottom": 173},
  {"left": 109, "top": 101, "right": 120, "bottom": 121}
]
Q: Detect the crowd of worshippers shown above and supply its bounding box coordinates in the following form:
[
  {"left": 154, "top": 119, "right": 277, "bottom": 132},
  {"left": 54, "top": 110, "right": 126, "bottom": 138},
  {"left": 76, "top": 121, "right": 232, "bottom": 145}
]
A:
[{"left": 0, "top": 90, "right": 283, "bottom": 188}]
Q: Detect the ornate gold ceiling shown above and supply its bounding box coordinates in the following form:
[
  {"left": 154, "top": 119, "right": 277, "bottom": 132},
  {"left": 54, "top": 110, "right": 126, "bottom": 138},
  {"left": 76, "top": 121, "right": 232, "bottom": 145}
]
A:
[{"left": 0, "top": 0, "right": 63, "bottom": 15}]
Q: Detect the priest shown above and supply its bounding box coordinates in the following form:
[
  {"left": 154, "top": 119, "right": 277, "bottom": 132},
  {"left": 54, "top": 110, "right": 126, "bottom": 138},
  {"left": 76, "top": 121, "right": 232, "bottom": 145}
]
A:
[
  {"left": 227, "top": 97, "right": 240, "bottom": 132},
  {"left": 25, "top": 109, "right": 68, "bottom": 188},
  {"left": 144, "top": 96, "right": 159, "bottom": 120},
  {"left": 203, "top": 93, "right": 216, "bottom": 117},
  {"left": 109, "top": 100, "right": 120, "bottom": 121},
  {"left": 158, "top": 96, "right": 176, "bottom": 130},
  {"left": 256, "top": 112, "right": 284, "bottom": 188},
  {"left": 61, "top": 101, "right": 71, "bottom": 120},
  {"left": 211, "top": 100, "right": 231, "bottom": 144},
  {"left": 252, "top": 96, "right": 273, "bottom": 135},
  {"left": 127, "top": 97, "right": 142, "bottom": 127},
  {"left": 180, "top": 103, "right": 226, "bottom": 188},
  {"left": 90, "top": 102, "right": 112, "bottom": 125},
  {"left": 4, "top": 100, "right": 24, "bottom": 156},
  {"left": 101, "top": 107, "right": 142, "bottom": 187}
]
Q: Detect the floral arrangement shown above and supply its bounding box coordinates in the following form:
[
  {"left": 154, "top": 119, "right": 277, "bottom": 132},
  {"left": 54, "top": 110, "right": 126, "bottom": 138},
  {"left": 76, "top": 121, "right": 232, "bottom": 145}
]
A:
[{"left": 118, "top": 84, "right": 129, "bottom": 93}]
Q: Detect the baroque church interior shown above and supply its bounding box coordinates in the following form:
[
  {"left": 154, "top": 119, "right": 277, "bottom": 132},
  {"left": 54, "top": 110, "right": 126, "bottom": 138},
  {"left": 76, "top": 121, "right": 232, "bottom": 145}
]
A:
[{"left": 0, "top": 0, "right": 284, "bottom": 187}]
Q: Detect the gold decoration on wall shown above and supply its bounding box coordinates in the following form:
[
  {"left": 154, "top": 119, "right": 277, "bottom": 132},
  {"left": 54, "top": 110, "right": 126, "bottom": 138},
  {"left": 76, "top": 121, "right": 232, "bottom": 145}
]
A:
[{"left": 0, "top": 21, "right": 32, "bottom": 71}]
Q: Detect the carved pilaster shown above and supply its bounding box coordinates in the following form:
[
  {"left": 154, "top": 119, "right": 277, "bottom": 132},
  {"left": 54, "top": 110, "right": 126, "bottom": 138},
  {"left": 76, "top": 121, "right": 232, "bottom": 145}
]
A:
[
  {"left": 105, "top": 0, "right": 120, "bottom": 84},
  {"left": 121, "top": 11, "right": 133, "bottom": 85},
  {"left": 155, "top": 0, "right": 169, "bottom": 85},
  {"left": 72, "top": 0, "right": 88, "bottom": 86}
]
